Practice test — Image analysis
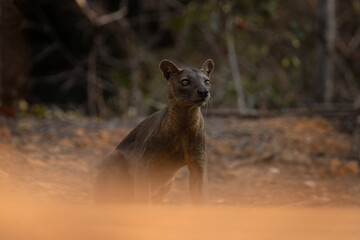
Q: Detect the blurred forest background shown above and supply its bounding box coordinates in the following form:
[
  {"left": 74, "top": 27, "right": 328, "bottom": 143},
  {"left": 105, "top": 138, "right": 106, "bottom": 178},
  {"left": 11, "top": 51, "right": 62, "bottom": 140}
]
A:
[{"left": 1, "top": 0, "right": 360, "bottom": 117}]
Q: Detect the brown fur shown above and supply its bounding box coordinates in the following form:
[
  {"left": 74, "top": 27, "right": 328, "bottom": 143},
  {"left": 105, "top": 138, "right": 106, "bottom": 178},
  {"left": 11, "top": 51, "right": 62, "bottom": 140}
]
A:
[{"left": 94, "top": 59, "right": 214, "bottom": 204}]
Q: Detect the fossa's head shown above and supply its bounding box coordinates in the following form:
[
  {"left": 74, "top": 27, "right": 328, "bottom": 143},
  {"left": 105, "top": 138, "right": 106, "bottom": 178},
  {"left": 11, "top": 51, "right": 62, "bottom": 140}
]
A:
[{"left": 160, "top": 59, "right": 214, "bottom": 107}]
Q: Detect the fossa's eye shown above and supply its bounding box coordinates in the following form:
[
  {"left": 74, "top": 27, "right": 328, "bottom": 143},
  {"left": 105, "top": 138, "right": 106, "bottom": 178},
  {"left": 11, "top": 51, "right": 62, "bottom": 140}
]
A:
[
  {"left": 204, "top": 79, "right": 210, "bottom": 85},
  {"left": 181, "top": 79, "right": 190, "bottom": 86}
]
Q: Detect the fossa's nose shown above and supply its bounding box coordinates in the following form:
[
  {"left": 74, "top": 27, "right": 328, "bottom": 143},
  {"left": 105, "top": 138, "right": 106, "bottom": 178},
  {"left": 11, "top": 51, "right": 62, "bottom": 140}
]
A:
[{"left": 197, "top": 89, "right": 209, "bottom": 98}]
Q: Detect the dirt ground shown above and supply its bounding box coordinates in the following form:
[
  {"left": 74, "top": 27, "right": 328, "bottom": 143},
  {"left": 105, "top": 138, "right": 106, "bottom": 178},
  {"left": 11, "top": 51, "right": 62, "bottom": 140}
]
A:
[
  {"left": 0, "top": 115, "right": 360, "bottom": 239},
  {"left": 1, "top": 115, "right": 359, "bottom": 206}
]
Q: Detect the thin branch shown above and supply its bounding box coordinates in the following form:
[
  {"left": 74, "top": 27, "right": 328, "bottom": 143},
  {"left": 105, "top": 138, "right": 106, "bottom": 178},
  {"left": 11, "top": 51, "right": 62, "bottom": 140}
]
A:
[
  {"left": 127, "top": 10, "right": 182, "bottom": 26},
  {"left": 199, "top": 23, "right": 221, "bottom": 55},
  {"left": 74, "top": 0, "right": 98, "bottom": 23},
  {"left": 351, "top": 116, "right": 360, "bottom": 159},
  {"left": 334, "top": 53, "right": 359, "bottom": 99},
  {"left": 348, "top": 28, "right": 360, "bottom": 51},
  {"left": 96, "top": 8, "right": 127, "bottom": 26},
  {"left": 87, "top": 37, "right": 98, "bottom": 116},
  {"left": 34, "top": 9, "right": 78, "bottom": 66},
  {"left": 336, "top": 27, "right": 360, "bottom": 57},
  {"left": 164, "top": 0, "right": 184, "bottom": 9},
  {"left": 30, "top": 67, "right": 83, "bottom": 84},
  {"left": 74, "top": 0, "right": 127, "bottom": 26},
  {"left": 30, "top": 42, "right": 60, "bottom": 66}
]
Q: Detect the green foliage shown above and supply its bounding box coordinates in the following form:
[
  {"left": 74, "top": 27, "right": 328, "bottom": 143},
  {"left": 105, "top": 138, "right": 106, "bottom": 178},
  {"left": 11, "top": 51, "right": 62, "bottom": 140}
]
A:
[{"left": 18, "top": 100, "right": 83, "bottom": 119}]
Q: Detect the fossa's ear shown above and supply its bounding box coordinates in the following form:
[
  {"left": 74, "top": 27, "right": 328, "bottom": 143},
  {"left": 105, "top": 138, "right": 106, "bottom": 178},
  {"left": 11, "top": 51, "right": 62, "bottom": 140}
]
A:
[
  {"left": 200, "top": 59, "right": 215, "bottom": 76},
  {"left": 159, "top": 59, "right": 181, "bottom": 80}
]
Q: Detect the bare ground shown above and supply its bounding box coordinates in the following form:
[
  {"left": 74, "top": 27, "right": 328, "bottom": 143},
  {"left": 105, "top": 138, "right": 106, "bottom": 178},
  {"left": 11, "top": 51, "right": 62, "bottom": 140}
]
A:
[
  {"left": 0, "top": 115, "right": 359, "bottom": 206},
  {"left": 0, "top": 115, "right": 360, "bottom": 239}
]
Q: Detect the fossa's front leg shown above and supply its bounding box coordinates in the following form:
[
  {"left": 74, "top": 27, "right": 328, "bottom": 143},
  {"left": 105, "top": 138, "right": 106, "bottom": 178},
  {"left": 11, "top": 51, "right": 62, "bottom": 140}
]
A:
[
  {"left": 185, "top": 135, "right": 208, "bottom": 204},
  {"left": 188, "top": 156, "right": 208, "bottom": 204},
  {"left": 134, "top": 157, "right": 152, "bottom": 203},
  {"left": 151, "top": 178, "right": 174, "bottom": 204}
]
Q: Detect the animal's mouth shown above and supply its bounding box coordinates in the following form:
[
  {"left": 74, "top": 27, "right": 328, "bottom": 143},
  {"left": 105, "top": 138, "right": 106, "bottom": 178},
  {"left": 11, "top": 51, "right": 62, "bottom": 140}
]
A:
[{"left": 193, "top": 98, "right": 208, "bottom": 106}]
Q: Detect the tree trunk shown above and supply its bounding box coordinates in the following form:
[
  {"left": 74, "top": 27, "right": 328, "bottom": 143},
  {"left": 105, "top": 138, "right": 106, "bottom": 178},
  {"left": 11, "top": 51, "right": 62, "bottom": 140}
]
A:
[
  {"left": 0, "top": 0, "right": 28, "bottom": 114},
  {"left": 351, "top": 116, "right": 360, "bottom": 159},
  {"left": 225, "top": 16, "right": 247, "bottom": 113},
  {"left": 0, "top": 2, "right": 2, "bottom": 107},
  {"left": 314, "top": 0, "right": 336, "bottom": 103}
]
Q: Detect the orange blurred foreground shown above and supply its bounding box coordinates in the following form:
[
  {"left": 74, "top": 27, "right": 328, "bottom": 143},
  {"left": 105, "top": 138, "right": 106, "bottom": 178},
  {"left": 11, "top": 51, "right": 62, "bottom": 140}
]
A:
[{"left": 1, "top": 194, "right": 359, "bottom": 240}]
